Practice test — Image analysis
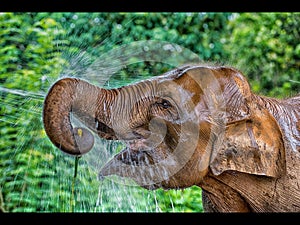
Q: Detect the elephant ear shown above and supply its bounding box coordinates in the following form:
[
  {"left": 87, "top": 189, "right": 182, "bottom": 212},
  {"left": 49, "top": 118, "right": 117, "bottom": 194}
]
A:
[{"left": 209, "top": 69, "right": 286, "bottom": 178}]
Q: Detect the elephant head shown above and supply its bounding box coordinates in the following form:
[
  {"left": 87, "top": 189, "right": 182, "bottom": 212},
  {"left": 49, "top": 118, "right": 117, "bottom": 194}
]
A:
[{"left": 43, "top": 64, "right": 285, "bottom": 191}]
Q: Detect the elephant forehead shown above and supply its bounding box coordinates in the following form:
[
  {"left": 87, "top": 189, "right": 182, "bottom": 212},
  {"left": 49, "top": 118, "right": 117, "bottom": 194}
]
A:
[{"left": 157, "top": 79, "right": 194, "bottom": 103}]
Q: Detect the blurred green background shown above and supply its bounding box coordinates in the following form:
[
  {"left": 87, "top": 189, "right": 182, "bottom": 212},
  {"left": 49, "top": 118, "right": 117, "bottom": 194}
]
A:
[{"left": 0, "top": 12, "right": 299, "bottom": 212}]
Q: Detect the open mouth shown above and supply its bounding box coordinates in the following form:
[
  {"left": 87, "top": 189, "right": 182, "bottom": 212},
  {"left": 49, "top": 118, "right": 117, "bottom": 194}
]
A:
[
  {"left": 98, "top": 145, "right": 165, "bottom": 190},
  {"left": 119, "top": 139, "right": 155, "bottom": 166},
  {"left": 97, "top": 129, "right": 176, "bottom": 189},
  {"left": 127, "top": 139, "right": 151, "bottom": 151},
  {"left": 98, "top": 138, "right": 153, "bottom": 176}
]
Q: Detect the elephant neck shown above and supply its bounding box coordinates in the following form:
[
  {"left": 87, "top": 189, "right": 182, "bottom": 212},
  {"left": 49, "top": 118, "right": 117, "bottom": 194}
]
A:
[{"left": 253, "top": 94, "right": 300, "bottom": 153}]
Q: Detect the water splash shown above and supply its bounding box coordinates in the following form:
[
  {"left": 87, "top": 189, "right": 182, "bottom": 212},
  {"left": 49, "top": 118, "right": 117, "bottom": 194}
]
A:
[
  {"left": 0, "top": 13, "right": 206, "bottom": 213},
  {"left": 0, "top": 69, "right": 203, "bottom": 212}
]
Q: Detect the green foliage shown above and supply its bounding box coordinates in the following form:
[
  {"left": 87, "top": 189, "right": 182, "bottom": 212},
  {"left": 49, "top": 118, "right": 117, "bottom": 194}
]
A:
[
  {"left": 0, "top": 13, "right": 66, "bottom": 92},
  {"left": 42, "top": 13, "right": 232, "bottom": 86},
  {"left": 0, "top": 12, "right": 65, "bottom": 212},
  {"left": 224, "top": 12, "right": 300, "bottom": 98},
  {"left": 155, "top": 186, "right": 203, "bottom": 212},
  {"left": 0, "top": 13, "right": 101, "bottom": 212},
  {"left": 1, "top": 12, "right": 299, "bottom": 213}
]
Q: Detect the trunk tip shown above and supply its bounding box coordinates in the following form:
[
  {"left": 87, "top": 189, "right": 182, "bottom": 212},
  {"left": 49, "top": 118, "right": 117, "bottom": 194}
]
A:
[{"left": 73, "top": 127, "right": 94, "bottom": 155}]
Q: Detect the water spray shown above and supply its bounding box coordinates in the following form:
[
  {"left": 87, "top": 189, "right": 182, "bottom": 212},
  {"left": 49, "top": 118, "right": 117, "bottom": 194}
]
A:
[{"left": 71, "top": 155, "right": 81, "bottom": 212}]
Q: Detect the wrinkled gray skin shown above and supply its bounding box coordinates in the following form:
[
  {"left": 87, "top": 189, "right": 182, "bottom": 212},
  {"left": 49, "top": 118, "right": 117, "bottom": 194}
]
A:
[{"left": 43, "top": 64, "right": 300, "bottom": 212}]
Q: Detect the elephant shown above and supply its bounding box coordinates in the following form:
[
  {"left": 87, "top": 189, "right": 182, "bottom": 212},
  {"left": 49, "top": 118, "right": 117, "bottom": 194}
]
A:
[{"left": 43, "top": 64, "right": 300, "bottom": 212}]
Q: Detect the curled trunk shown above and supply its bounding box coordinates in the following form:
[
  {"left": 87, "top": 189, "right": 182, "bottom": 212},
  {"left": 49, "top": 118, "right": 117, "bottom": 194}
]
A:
[{"left": 43, "top": 78, "right": 109, "bottom": 155}]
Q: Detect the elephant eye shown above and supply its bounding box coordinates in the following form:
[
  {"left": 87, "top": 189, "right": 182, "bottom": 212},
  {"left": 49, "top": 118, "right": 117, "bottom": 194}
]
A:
[{"left": 157, "top": 99, "right": 172, "bottom": 109}]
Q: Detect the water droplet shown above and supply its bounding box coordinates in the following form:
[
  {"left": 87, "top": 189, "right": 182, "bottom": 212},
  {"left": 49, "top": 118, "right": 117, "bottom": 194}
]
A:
[{"left": 143, "top": 46, "right": 149, "bottom": 52}]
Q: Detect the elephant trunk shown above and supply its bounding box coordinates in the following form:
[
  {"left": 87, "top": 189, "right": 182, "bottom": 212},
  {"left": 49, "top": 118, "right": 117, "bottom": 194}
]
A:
[{"left": 43, "top": 77, "right": 111, "bottom": 156}]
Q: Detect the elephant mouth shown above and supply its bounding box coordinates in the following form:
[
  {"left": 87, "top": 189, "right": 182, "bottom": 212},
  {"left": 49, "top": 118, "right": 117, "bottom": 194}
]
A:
[
  {"left": 127, "top": 139, "right": 152, "bottom": 152},
  {"left": 116, "top": 145, "right": 154, "bottom": 166},
  {"left": 98, "top": 138, "right": 171, "bottom": 189},
  {"left": 97, "top": 121, "right": 183, "bottom": 189},
  {"left": 99, "top": 138, "right": 154, "bottom": 174}
]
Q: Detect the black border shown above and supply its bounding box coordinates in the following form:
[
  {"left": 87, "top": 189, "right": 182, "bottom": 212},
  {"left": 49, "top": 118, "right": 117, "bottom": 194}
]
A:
[
  {"left": 2, "top": 0, "right": 300, "bottom": 12},
  {"left": 1, "top": 212, "right": 300, "bottom": 224}
]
